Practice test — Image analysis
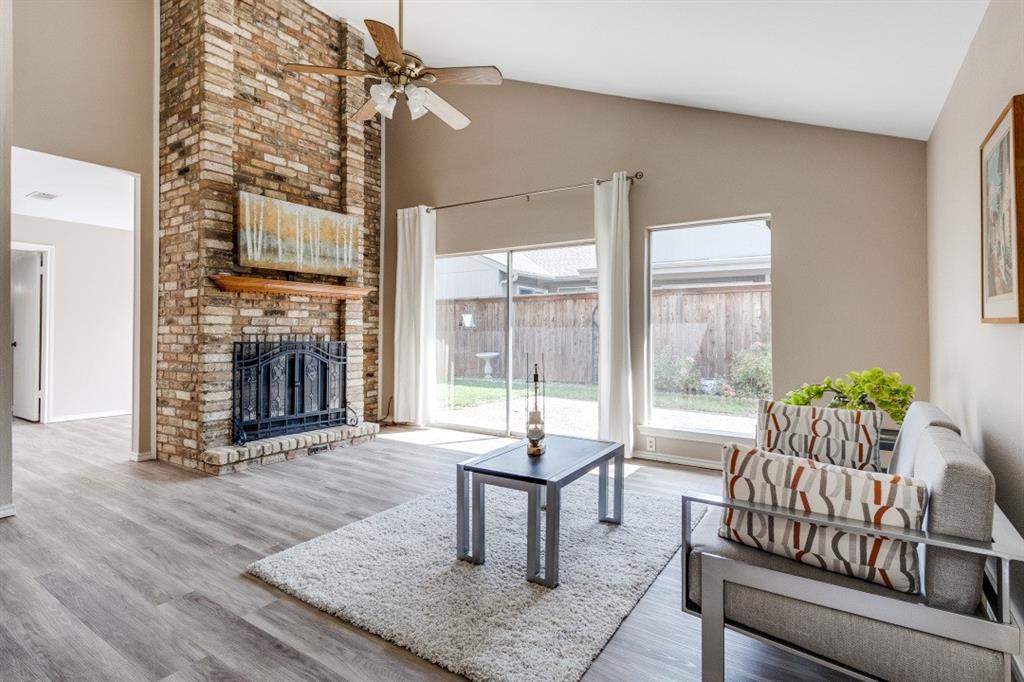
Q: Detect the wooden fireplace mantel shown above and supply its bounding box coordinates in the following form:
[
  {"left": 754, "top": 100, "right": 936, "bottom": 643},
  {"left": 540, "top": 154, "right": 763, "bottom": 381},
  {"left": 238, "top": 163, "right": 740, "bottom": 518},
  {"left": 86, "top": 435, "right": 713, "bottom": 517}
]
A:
[{"left": 210, "top": 275, "right": 372, "bottom": 300}]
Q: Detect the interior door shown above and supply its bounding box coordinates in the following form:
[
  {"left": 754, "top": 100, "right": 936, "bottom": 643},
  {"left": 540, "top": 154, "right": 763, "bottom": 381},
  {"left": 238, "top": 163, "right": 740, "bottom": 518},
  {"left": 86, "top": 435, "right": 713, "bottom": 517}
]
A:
[{"left": 12, "top": 250, "right": 42, "bottom": 422}]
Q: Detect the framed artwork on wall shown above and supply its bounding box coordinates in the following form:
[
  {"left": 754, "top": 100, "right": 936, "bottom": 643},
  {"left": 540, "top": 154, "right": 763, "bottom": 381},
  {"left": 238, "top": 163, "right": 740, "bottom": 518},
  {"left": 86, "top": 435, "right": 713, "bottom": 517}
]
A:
[
  {"left": 237, "top": 191, "right": 360, "bottom": 277},
  {"left": 980, "top": 95, "right": 1024, "bottom": 323}
]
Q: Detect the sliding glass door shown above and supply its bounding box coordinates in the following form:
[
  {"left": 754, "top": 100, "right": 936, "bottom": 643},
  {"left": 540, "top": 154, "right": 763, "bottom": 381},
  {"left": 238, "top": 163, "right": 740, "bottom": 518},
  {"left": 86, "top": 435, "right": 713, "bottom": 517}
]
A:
[
  {"left": 509, "top": 245, "right": 599, "bottom": 438},
  {"left": 434, "top": 243, "right": 599, "bottom": 438},
  {"left": 434, "top": 252, "right": 509, "bottom": 433}
]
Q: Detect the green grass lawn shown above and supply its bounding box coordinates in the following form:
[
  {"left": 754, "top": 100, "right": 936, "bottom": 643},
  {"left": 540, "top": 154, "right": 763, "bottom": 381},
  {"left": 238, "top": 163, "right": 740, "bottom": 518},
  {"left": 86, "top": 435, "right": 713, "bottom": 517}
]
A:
[{"left": 439, "top": 377, "right": 757, "bottom": 416}]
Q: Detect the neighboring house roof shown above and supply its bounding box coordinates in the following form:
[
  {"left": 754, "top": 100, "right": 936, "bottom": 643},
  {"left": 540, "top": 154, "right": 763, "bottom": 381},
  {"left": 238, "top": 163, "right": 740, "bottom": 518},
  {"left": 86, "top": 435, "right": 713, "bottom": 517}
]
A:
[
  {"left": 483, "top": 245, "right": 597, "bottom": 280},
  {"left": 473, "top": 219, "right": 770, "bottom": 284}
]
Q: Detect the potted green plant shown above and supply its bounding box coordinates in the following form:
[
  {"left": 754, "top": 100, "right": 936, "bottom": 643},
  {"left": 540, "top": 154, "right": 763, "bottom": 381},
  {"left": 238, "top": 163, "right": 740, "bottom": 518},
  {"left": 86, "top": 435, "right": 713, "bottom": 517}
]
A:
[{"left": 783, "top": 368, "right": 915, "bottom": 424}]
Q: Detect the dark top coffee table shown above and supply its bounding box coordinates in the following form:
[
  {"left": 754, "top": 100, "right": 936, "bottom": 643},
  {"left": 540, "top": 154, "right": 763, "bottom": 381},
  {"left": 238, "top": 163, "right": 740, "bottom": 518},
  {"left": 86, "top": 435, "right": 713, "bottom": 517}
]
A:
[{"left": 456, "top": 434, "right": 624, "bottom": 588}]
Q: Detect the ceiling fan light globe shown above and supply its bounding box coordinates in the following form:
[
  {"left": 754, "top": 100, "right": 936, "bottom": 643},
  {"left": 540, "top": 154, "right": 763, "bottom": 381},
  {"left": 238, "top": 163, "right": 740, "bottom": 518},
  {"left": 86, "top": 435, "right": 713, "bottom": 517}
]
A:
[
  {"left": 405, "top": 83, "right": 428, "bottom": 107},
  {"left": 369, "top": 82, "right": 394, "bottom": 105},
  {"left": 408, "top": 103, "right": 428, "bottom": 120},
  {"left": 375, "top": 96, "right": 396, "bottom": 119}
]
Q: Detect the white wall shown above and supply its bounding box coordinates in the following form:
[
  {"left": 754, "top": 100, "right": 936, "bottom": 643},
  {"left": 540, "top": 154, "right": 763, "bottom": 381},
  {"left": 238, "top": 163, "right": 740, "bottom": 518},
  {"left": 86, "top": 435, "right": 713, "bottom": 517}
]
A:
[
  {"left": 12, "top": 215, "right": 133, "bottom": 421},
  {"left": 926, "top": 0, "right": 1024, "bottom": 614},
  {"left": 1, "top": 0, "right": 13, "bottom": 517}
]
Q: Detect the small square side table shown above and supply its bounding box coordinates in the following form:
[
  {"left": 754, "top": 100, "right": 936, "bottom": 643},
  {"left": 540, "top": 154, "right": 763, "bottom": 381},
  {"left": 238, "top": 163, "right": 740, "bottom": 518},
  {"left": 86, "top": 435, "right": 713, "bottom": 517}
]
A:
[{"left": 456, "top": 434, "right": 624, "bottom": 588}]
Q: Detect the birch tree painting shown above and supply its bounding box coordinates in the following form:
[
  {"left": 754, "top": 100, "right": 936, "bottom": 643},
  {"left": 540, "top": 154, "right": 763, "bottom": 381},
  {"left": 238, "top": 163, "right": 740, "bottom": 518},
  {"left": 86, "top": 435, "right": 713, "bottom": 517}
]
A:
[{"left": 237, "top": 191, "right": 359, "bottom": 277}]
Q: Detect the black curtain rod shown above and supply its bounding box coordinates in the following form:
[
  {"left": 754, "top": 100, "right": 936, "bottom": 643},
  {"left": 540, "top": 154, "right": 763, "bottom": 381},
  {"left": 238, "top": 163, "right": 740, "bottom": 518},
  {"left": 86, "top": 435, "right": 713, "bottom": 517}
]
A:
[{"left": 426, "top": 171, "right": 644, "bottom": 213}]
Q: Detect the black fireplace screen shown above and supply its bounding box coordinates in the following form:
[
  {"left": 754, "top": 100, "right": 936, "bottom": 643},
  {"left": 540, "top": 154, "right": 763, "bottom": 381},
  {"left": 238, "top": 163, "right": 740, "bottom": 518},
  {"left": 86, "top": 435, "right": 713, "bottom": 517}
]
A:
[{"left": 232, "top": 340, "right": 357, "bottom": 445}]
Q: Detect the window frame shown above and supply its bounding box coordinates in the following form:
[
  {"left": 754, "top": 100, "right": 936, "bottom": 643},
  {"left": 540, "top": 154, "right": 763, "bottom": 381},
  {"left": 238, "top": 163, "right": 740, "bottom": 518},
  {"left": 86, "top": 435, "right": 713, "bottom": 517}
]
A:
[{"left": 642, "top": 214, "right": 772, "bottom": 441}]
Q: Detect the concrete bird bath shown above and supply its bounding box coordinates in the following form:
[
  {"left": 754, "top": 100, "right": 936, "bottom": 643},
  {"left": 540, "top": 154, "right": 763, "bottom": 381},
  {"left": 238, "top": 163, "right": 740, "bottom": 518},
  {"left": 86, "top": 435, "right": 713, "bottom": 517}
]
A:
[{"left": 476, "top": 351, "right": 500, "bottom": 380}]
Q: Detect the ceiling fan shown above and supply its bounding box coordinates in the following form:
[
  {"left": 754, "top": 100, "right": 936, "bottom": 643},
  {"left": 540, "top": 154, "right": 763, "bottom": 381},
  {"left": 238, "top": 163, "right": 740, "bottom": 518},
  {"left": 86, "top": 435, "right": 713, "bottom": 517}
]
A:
[{"left": 283, "top": 0, "right": 502, "bottom": 130}]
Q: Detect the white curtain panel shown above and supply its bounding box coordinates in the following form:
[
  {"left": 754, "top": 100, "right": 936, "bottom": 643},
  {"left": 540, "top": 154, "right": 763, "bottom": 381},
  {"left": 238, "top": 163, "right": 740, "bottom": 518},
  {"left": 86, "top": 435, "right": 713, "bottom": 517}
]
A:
[
  {"left": 594, "top": 171, "right": 634, "bottom": 455},
  {"left": 394, "top": 206, "right": 436, "bottom": 425}
]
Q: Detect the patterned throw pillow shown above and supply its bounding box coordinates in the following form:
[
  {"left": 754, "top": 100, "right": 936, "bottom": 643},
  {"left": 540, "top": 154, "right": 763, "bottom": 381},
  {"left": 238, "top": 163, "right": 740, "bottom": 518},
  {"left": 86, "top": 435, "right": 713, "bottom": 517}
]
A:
[
  {"left": 719, "top": 443, "right": 928, "bottom": 593},
  {"left": 756, "top": 399, "right": 883, "bottom": 472}
]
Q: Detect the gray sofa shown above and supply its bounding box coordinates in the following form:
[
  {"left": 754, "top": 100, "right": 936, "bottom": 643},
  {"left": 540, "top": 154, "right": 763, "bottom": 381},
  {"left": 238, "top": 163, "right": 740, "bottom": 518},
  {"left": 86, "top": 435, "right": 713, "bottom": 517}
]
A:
[{"left": 682, "top": 402, "right": 1024, "bottom": 681}]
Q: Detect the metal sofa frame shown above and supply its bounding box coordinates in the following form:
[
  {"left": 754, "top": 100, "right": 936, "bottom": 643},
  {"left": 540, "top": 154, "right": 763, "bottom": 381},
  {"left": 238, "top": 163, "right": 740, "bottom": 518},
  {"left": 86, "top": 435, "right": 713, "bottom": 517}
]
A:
[{"left": 681, "top": 491, "right": 1024, "bottom": 681}]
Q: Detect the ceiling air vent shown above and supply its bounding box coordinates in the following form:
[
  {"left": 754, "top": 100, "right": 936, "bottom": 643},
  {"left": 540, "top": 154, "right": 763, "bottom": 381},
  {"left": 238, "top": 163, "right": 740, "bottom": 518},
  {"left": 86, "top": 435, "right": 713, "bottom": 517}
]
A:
[{"left": 25, "top": 191, "right": 59, "bottom": 200}]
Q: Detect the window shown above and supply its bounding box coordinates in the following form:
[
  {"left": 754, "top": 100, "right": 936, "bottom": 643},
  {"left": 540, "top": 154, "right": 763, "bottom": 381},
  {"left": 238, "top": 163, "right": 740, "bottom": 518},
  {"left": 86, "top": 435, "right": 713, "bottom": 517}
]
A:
[
  {"left": 434, "top": 243, "right": 599, "bottom": 439},
  {"left": 647, "top": 218, "right": 772, "bottom": 436}
]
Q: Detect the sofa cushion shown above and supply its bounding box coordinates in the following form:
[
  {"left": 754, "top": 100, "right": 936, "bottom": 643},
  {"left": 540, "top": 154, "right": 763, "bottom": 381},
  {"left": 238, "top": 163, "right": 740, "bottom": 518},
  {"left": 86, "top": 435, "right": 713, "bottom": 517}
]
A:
[
  {"left": 690, "top": 507, "right": 1003, "bottom": 682},
  {"left": 720, "top": 443, "right": 928, "bottom": 593},
  {"left": 913, "top": 426, "right": 995, "bottom": 613},
  {"left": 888, "top": 401, "right": 960, "bottom": 477},
  {"left": 756, "top": 399, "right": 883, "bottom": 471}
]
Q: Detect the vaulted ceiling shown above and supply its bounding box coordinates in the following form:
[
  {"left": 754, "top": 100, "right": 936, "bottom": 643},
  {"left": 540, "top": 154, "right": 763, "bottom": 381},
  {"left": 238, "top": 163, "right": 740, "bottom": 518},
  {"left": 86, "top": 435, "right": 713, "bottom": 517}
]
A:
[{"left": 308, "top": 0, "right": 988, "bottom": 140}]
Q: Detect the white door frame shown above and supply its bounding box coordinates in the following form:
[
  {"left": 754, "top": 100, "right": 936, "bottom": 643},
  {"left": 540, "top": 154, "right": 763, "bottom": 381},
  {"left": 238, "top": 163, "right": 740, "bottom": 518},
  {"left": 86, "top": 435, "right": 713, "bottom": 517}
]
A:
[
  {"left": 11, "top": 241, "right": 54, "bottom": 424},
  {"left": 12, "top": 155, "right": 144, "bottom": 456}
]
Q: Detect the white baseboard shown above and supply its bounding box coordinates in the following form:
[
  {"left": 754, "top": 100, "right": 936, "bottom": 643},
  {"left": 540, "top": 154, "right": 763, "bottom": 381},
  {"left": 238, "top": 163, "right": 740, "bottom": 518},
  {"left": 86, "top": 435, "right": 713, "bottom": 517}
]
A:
[
  {"left": 49, "top": 409, "right": 132, "bottom": 423},
  {"left": 0, "top": 504, "right": 16, "bottom": 520},
  {"left": 131, "top": 451, "right": 155, "bottom": 462},
  {"left": 633, "top": 450, "right": 723, "bottom": 471}
]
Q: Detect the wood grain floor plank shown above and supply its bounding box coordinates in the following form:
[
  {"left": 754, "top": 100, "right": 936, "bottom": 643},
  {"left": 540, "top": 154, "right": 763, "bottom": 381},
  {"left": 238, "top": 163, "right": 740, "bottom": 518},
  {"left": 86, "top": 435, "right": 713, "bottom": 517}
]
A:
[
  {"left": 35, "top": 568, "right": 210, "bottom": 679},
  {"left": 159, "top": 654, "right": 253, "bottom": 682},
  {"left": 1, "top": 417, "right": 850, "bottom": 681},
  {"left": 0, "top": 572, "right": 153, "bottom": 681},
  {"left": 158, "top": 592, "right": 344, "bottom": 682}
]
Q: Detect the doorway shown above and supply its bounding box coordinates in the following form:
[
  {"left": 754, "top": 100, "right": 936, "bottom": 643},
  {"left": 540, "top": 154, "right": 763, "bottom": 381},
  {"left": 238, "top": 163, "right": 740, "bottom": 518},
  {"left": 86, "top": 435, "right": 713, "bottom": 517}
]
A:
[
  {"left": 10, "top": 244, "right": 49, "bottom": 422},
  {"left": 10, "top": 148, "right": 136, "bottom": 439}
]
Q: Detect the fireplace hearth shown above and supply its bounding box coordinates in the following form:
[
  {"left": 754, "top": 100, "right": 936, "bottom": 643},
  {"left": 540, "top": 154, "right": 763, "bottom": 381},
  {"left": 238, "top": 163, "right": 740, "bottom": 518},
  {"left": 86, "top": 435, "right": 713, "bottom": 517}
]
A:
[{"left": 232, "top": 339, "right": 358, "bottom": 445}]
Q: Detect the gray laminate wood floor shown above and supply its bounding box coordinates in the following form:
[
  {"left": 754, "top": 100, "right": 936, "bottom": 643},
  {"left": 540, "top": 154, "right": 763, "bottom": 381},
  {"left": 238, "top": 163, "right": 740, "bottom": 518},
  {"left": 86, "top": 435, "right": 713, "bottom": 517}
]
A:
[{"left": 1, "top": 416, "right": 851, "bottom": 681}]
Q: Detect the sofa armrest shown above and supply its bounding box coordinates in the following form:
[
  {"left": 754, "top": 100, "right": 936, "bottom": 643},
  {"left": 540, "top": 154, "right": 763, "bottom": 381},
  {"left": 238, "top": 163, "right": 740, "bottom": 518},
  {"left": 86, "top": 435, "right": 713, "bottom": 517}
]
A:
[{"left": 682, "top": 490, "right": 1024, "bottom": 562}]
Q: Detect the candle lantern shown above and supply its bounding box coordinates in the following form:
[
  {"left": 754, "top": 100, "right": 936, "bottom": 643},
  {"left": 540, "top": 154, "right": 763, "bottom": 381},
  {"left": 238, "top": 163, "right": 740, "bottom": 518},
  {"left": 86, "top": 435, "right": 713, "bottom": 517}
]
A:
[{"left": 526, "top": 357, "right": 546, "bottom": 456}]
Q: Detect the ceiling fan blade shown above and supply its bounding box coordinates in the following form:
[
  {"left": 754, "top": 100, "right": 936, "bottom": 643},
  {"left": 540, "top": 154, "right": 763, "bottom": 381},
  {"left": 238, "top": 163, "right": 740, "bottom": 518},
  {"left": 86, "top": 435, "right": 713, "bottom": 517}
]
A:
[
  {"left": 419, "top": 66, "right": 503, "bottom": 86},
  {"left": 284, "top": 63, "right": 379, "bottom": 78},
  {"left": 364, "top": 19, "right": 405, "bottom": 64},
  {"left": 352, "top": 97, "right": 379, "bottom": 123},
  {"left": 422, "top": 89, "right": 470, "bottom": 130}
]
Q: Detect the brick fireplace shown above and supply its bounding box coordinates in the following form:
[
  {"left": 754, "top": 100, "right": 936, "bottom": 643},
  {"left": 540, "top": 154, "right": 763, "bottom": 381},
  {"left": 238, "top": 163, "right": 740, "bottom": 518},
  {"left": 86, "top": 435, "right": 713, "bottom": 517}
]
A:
[{"left": 158, "top": 0, "right": 381, "bottom": 474}]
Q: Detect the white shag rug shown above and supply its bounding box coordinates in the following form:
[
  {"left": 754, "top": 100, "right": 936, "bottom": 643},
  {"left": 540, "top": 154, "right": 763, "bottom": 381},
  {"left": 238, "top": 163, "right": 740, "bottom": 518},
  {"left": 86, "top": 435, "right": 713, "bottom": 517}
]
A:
[{"left": 248, "top": 482, "right": 705, "bottom": 682}]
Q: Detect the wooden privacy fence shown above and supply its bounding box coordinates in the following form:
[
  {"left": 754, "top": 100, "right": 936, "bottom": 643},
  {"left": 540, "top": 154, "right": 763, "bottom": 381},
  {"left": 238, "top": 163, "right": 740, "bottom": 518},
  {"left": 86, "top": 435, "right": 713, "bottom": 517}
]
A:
[{"left": 437, "top": 284, "right": 771, "bottom": 385}]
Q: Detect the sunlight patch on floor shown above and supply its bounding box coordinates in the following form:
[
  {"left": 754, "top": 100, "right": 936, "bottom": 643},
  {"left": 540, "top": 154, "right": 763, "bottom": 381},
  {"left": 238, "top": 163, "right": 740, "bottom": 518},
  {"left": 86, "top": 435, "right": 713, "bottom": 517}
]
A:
[
  {"left": 585, "top": 462, "right": 642, "bottom": 479},
  {"left": 378, "top": 426, "right": 518, "bottom": 455},
  {"left": 380, "top": 426, "right": 643, "bottom": 477}
]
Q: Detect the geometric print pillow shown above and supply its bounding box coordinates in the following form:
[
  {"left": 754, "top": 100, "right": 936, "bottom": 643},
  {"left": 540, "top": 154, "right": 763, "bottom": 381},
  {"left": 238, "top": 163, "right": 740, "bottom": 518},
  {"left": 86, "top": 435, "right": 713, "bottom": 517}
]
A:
[
  {"left": 756, "top": 399, "right": 884, "bottom": 472},
  {"left": 719, "top": 443, "right": 928, "bottom": 593}
]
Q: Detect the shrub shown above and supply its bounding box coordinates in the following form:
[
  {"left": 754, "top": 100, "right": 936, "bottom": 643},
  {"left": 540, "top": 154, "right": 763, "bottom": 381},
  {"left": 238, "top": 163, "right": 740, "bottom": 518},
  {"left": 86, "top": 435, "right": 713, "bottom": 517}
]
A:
[
  {"left": 784, "top": 367, "right": 915, "bottom": 424},
  {"left": 729, "top": 343, "right": 772, "bottom": 398},
  {"left": 652, "top": 347, "right": 701, "bottom": 394}
]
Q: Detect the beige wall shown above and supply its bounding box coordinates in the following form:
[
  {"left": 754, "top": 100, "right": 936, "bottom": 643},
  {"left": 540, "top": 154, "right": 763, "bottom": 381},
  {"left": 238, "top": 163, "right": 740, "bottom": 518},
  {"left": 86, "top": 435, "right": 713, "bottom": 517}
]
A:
[
  {"left": 1, "top": 0, "right": 13, "bottom": 515},
  {"left": 13, "top": 216, "right": 134, "bottom": 421},
  {"left": 12, "top": 0, "right": 156, "bottom": 457},
  {"left": 926, "top": 0, "right": 1024, "bottom": 612},
  {"left": 383, "top": 80, "right": 929, "bottom": 462}
]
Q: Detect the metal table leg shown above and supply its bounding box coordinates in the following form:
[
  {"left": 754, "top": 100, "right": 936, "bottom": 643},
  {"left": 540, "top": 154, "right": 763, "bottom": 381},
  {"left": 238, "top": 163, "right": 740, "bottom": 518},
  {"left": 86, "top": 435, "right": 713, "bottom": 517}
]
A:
[
  {"left": 471, "top": 475, "right": 486, "bottom": 564},
  {"left": 612, "top": 450, "right": 624, "bottom": 524},
  {"left": 543, "top": 481, "right": 560, "bottom": 587},
  {"left": 456, "top": 463, "right": 470, "bottom": 560},
  {"left": 526, "top": 483, "right": 541, "bottom": 582},
  {"left": 598, "top": 451, "right": 624, "bottom": 524}
]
